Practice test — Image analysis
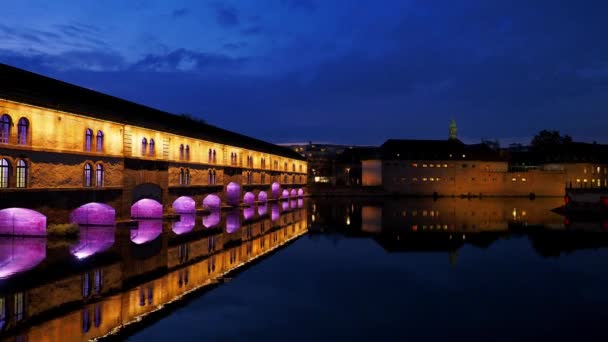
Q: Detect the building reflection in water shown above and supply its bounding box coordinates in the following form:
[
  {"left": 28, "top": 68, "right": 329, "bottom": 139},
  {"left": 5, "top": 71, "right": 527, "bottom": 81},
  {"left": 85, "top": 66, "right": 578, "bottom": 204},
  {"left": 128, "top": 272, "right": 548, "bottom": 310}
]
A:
[
  {"left": 0, "top": 205, "right": 308, "bottom": 341},
  {"left": 243, "top": 207, "right": 255, "bottom": 221},
  {"left": 271, "top": 204, "right": 280, "bottom": 222},
  {"left": 258, "top": 204, "right": 268, "bottom": 217},
  {"left": 202, "top": 211, "right": 221, "bottom": 228},
  {"left": 70, "top": 226, "right": 116, "bottom": 259}
]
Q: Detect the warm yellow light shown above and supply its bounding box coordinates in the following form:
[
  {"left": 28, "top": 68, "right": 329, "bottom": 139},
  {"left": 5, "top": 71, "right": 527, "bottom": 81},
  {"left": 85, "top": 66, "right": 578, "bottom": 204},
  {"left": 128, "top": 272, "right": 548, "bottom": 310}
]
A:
[
  {"left": 521, "top": 178, "right": 527, "bottom": 182},
  {"left": 512, "top": 178, "right": 517, "bottom": 181}
]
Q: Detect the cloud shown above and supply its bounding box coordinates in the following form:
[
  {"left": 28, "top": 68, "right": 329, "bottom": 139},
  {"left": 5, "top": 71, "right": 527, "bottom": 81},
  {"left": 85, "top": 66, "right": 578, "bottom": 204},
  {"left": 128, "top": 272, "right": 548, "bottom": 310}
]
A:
[
  {"left": 223, "top": 42, "right": 248, "bottom": 50},
  {"left": 240, "top": 26, "right": 263, "bottom": 36},
  {"left": 171, "top": 8, "right": 190, "bottom": 18},
  {"left": 214, "top": 4, "right": 239, "bottom": 28},
  {"left": 130, "top": 48, "right": 250, "bottom": 73}
]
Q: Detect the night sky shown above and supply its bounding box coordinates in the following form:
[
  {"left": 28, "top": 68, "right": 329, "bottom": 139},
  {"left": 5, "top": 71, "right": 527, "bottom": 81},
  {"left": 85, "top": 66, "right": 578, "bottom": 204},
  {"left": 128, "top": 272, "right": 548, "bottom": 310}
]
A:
[{"left": 1, "top": 0, "right": 607, "bottom": 145}]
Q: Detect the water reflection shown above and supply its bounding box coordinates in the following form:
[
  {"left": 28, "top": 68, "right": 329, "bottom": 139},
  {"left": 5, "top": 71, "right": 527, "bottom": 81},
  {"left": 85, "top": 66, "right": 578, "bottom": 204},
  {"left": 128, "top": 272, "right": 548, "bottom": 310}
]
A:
[
  {"left": 226, "top": 210, "right": 241, "bottom": 233},
  {"left": 271, "top": 204, "right": 280, "bottom": 221},
  {"left": 172, "top": 214, "right": 195, "bottom": 235},
  {"left": 258, "top": 204, "right": 268, "bottom": 217},
  {"left": 243, "top": 206, "right": 255, "bottom": 221},
  {"left": 0, "top": 237, "right": 46, "bottom": 278},
  {"left": 131, "top": 220, "right": 163, "bottom": 244},
  {"left": 202, "top": 211, "right": 221, "bottom": 228},
  {"left": 70, "top": 226, "right": 115, "bottom": 259}
]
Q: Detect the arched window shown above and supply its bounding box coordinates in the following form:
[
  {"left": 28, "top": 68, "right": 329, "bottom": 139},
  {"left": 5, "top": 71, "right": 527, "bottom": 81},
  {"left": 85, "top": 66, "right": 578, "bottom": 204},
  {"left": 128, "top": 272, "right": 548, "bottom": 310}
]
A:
[
  {"left": 94, "top": 269, "right": 103, "bottom": 294},
  {"left": 299, "top": 165, "right": 303, "bottom": 173},
  {"left": 284, "top": 162, "right": 287, "bottom": 171},
  {"left": 208, "top": 169, "right": 213, "bottom": 184},
  {"left": 293, "top": 175, "right": 296, "bottom": 183},
  {"left": 84, "top": 163, "right": 93, "bottom": 187},
  {"left": 14, "top": 292, "right": 24, "bottom": 322},
  {"left": 85, "top": 128, "right": 93, "bottom": 151},
  {"left": 96, "top": 130, "right": 104, "bottom": 152},
  {"left": 17, "top": 117, "right": 29, "bottom": 145},
  {"left": 213, "top": 150, "right": 217, "bottom": 163},
  {"left": 211, "top": 170, "right": 216, "bottom": 185},
  {"left": 149, "top": 139, "right": 155, "bottom": 157},
  {"left": 261, "top": 172, "right": 266, "bottom": 184},
  {"left": 16, "top": 160, "right": 27, "bottom": 188},
  {"left": 185, "top": 145, "right": 190, "bottom": 160},
  {"left": 292, "top": 163, "right": 296, "bottom": 172},
  {"left": 185, "top": 169, "right": 190, "bottom": 184},
  {"left": 0, "top": 114, "right": 11, "bottom": 144},
  {"left": 0, "top": 159, "right": 9, "bottom": 188},
  {"left": 0, "top": 296, "right": 6, "bottom": 330},
  {"left": 82, "top": 272, "right": 91, "bottom": 298},
  {"left": 179, "top": 168, "right": 185, "bottom": 185},
  {"left": 179, "top": 144, "right": 184, "bottom": 160},
  {"left": 208, "top": 149, "right": 212, "bottom": 163},
  {"left": 141, "top": 138, "right": 148, "bottom": 156},
  {"left": 95, "top": 164, "right": 104, "bottom": 187}
]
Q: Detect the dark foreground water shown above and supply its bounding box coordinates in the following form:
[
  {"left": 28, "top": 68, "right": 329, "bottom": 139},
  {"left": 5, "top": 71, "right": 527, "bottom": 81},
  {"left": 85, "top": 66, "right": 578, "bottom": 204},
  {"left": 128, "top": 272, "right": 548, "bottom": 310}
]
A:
[{"left": 2, "top": 197, "right": 608, "bottom": 341}]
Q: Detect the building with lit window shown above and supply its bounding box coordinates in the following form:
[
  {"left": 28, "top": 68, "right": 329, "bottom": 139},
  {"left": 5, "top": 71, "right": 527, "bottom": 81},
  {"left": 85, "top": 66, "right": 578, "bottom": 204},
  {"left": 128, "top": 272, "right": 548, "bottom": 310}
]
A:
[{"left": 0, "top": 64, "right": 307, "bottom": 223}]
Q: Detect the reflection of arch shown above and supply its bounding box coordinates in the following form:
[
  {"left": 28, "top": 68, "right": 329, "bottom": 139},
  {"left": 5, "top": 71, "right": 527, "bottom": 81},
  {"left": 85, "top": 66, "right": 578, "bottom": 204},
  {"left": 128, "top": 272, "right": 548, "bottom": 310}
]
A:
[
  {"left": 271, "top": 204, "right": 280, "bottom": 222},
  {"left": 172, "top": 214, "right": 195, "bottom": 235},
  {"left": 70, "top": 202, "right": 115, "bottom": 226},
  {"left": 172, "top": 196, "right": 196, "bottom": 214},
  {"left": 202, "top": 211, "right": 221, "bottom": 228},
  {"left": 290, "top": 189, "right": 297, "bottom": 197},
  {"left": 130, "top": 220, "right": 163, "bottom": 244},
  {"left": 243, "top": 207, "right": 255, "bottom": 221},
  {"left": 70, "top": 226, "right": 115, "bottom": 259},
  {"left": 282, "top": 200, "right": 289, "bottom": 211},
  {"left": 297, "top": 198, "right": 304, "bottom": 208},
  {"left": 243, "top": 192, "right": 255, "bottom": 206},
  {"left": 271, "top": 182, "right": 281, "bottom": 199},
  {"left": 226, "top": 182, "right": 241, "bottom": 206},
  {"left": 257, "top": 191, "right": 268, "bottom": 203},
  {"left": 132, "top": 183, "right": 162, "bottom": 204},
  {"left": 0, "top": 208, "right": 46, "bottom": 236},
  {"left": 226, "top": 210, "right": 241, "bottom": 233},
  {"left": 203, "top": 194, "right": 221, "bottom": 210},
  {"left": 131, "top": 199, "right": 163, "bottom": 219},
  {"left": 0, "top": 237, "right": 46, "bottom": 278},
  {"left": 258, "top": 204, "right": 268, "bottom": 217},
  {"left": 298, "top": 188, "right": 304, "bottom": 197},
  {"left": 281, "top": 189, "right": 289, "bottom": 199},
  {"left": 290, "top": 200, "right": 297, "bottom": 209}
]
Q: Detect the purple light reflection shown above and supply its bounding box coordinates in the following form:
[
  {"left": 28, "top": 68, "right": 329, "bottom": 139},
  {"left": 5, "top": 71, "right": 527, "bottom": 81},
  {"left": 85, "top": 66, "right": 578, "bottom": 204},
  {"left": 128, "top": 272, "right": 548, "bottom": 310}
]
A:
[
  {"left": 282, "top": 200, "right": 289, "bottom": 211},
  {"left": 0, "top": 208, "right": 47, "bottom": 236},
  {"left": 297, "top": 188, "right": 304, "bottom": 197},
  {"left": 271, "top": 182, "right": 281, "bottom": 199},
  {"left": 243, "top": 192, "right": 255, "bottom": 206},
  {"left": 130, "top": 220, "right": 163, "bottom": 244},
  {"left": 172, "top": 196, "right": 196, "bottom": 214},
  {"left": 0, "top": 237, "right": 46, "bottom": 278},
  {"left": 70, "top": 203, "right": 115, "bottom": 226},
  {"left": 290, "top": 200, "right": 297, "bottom": 209},
  {"left": 202, "top": 211, "right": 221, "bottom": 228},
  {"left": 258, "top": 204, "right": 268, "bottom": 217},
  {"left": 70, "top": 226, "right": 115, "bottom": 259},
  {"left": 281, "top": 189, "right": 289, "bottom": 199},
  {"left": 271, "top": 204, "right": 280, "bottom": 222},
  {"left": 226, "top": 210, "right": 241, "bottom": 233},
  {"left": 297, "top": 198, "right": 304, "bottom": 208},
  {"left": 172, "top": 214, "right": 195, "bottom": 235},
  {"left": 202, "top": 194, "right": 221, "bottom": 210},
  {"left": 243, "top": 207, "right": 255, "bottom": 221},
  {"left": 226, "top": 182, "right": 241, "bottom": 206},
  {"left": 257, "top": 191, "right": 268, "bottom": 203},
  {"left": 131, "top": 199, "right": 163, "bottom": 219}
]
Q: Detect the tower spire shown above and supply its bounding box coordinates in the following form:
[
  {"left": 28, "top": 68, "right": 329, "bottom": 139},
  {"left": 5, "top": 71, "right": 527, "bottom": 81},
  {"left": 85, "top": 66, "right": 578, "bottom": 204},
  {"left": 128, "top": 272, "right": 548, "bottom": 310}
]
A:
[{"left": 449, "top": 119, "right": 458, "bottom": 140}]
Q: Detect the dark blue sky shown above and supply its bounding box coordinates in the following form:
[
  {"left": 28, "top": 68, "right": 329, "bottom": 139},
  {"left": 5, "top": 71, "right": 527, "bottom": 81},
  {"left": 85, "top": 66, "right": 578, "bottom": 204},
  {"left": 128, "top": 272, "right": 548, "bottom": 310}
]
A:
[{"left": 1, "top": 0, "right": 607, "bottom": 145}]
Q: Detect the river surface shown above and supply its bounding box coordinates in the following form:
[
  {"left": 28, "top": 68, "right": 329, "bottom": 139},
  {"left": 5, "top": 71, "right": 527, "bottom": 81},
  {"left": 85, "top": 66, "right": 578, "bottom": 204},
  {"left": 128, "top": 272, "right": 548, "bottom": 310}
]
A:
[{"left": 2, "top": 197, "right": 608, "bottom": 341}]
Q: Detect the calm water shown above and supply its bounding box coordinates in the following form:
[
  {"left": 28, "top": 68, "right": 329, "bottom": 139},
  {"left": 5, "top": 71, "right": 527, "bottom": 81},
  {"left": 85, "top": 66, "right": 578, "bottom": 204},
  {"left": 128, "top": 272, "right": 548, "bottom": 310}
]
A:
[{"left": 2, "top": 197, "right": 608, "bottom": 341}]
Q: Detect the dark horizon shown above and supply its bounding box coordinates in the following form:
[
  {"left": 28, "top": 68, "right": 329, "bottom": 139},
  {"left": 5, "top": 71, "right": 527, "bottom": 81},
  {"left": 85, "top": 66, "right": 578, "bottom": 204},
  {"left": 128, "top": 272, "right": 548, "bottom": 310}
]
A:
[{"left": 1, "top": 1, "right": 607, "bottom": 145}]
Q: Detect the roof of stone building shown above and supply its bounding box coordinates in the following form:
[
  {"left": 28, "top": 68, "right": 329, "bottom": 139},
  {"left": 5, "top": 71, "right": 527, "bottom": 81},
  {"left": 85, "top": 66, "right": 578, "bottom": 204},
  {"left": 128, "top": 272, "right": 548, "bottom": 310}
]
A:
[
  {"left": 0, "top": 63, "right": 304, "bottom": 161},
  {"left": 379, "top": 139, "right": 504, "bottom": 161}
]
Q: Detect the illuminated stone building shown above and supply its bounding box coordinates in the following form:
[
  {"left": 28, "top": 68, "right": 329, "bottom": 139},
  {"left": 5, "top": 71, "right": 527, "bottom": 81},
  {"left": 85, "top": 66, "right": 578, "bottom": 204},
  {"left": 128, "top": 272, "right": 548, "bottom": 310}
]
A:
[{"left": 0, "top": 64, "right": 307, "bottom": 223}]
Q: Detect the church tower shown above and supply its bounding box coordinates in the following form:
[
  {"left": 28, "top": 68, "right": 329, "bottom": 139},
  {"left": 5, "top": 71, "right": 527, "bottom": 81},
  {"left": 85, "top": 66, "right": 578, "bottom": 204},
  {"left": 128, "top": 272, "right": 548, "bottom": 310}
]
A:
[{"left": 448, "top": 119, "right": 458, "bottom": 140}]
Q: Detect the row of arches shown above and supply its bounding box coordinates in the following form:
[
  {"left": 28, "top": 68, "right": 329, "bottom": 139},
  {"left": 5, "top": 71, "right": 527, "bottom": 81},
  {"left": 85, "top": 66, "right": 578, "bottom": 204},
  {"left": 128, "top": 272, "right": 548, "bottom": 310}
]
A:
[
  {"left": 0, "top": 158, "right": 28, "bottom": 188},
  {"left": 0, "top": 114, "right": 29, "bottom": 145},
  {"left": 84, "top": 128, "right": 104, "bottom": 152}
]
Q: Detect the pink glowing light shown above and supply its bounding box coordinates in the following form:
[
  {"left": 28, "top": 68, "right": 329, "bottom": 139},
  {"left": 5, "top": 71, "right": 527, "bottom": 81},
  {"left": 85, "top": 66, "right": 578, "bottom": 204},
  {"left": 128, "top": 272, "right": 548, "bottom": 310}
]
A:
[
  {"left": 271, "top": 204, "right": 280, "bottom": 222},
  {"left": 282, "top": 201, "right": 289, "bottom": 211},
  {"left": 202, "top": 211, "right": 221, "bottom": 228},
  {"left": 257, "top": 191, "right": 268, "bottom": 203},
  {"left": 297, "top": 198, "right": 304, "bottom": 208},
  {"left": 297, "top": 188, "right": 304, "bottom": 197},
  {"left": 226, "top": 210, "right": 241, "bottom": 233},
  {"left": 130, "top": 220, "right": 163, "bottom": 244},
  {"left": 172, "top": 214, "right": 195, "bottom": 235},
  {"left": 281, "top": 189, "right": 289, "bottom": 199},
  {"left": 271, "top": 182, "right": 281, "bottom": 199},
  {"left": 70, "top": 226, "right": 115, "bottom": 259},
  {"left": 243, "top": 192, "right": 255, "bottom": 206},
  {"left": 290, "top": 189, "right": 297, "bottom": 197},
  {"left": 290, "top": 200, "right": 297, "bottom": 209},
  {"left": 172, "top": 196, "right": 196, "bottom": 214},
  {"left": 0, "top": 208, "right": 47, "bottom": 236},
  {"left": 226, "top": 182, "right": 241, "bottom": 206},
  {"left": 258, "top": 204, "right": 268, "bottom": 217},
  {"left": 0, "top": 237, "right": 46, "bottom": 278},
  {"left": 131, "top": 199, "right": 163, "bottom": 219},
  {"left": 203, "top": 194, "right": 221, "bottom": 210},
  {"left": 243, "top": 207, "right": 255, "bottom": 221},
  {"left": 70, "top": 203, "right": 115, "bottom": 226}
]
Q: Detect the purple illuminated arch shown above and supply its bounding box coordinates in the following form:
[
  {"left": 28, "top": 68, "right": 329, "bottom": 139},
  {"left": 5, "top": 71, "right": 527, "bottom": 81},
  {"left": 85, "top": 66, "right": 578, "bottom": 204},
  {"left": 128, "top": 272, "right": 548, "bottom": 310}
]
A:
[
  {"left": 243, "top": 206, "right": 255, "bottom": 221},
  {"left": 257, "top": 191, "right": 268, "bottom": 203},
  {"left": 290, "top": 200, "right": 297, "bottom": 209},
  {"left": 172, "top": 196, "right": 196, "bottom": 214},
  {"left": 297, "top": 198, "right": 304, "bottom": 208},
  {"left": 70, "top": 226, "right": 115, "bottom": 259},
  {"left": 172, "top": 214, "right": 195, "bottom": 235},
  {"left": 0, "top": 208, "right": 47, "bottom": 236},
  {"left": 258, "top": 204, "right": 268, "bottom": 217},
  {"left": 130, "top": 220, "right": 163, "bottom": 244},
  {"left": 203, "top": 194, "right": 221, "bottom": 211},
  {"left": 70, "top": 203, "right": 115, "bottom": 226},
  {"left": 226, "top": 182, "right": 241, "bottom": 206},
  {"left": 271, "top": 182, "right": 281, "bottom": 199},
  {"left": 243, "top": 192, "right": 255, "bottom": 206},
  {"left": 202, "top": 211, "right": 221, "bottom": 228},
  {"left": 271, "top": 204, "right": 280, "bottom": 222},
  {"left": 226, "top": 210, "right": 241, "bottom": 233},
  {"left": 282, "top": 200, "right": 289, "bottom": 211},
  {"left": 290, "top": 189, "right": 297, "bottom": 198},
  {"left": 281, "top": 189, "right": 289, "bottom": 199},
  {"left": 0, "top": 237, "right": 46, "bottom": 279},
  {"left": 131, "top": 199, "right": 163, "bottom": 219},
  {"left": 298, "top": 188, "right": 304, "bottom": 197}
]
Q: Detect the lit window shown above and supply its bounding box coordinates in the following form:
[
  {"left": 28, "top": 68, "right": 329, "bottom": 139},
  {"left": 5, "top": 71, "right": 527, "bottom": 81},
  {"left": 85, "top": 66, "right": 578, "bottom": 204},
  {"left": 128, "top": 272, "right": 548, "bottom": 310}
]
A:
[
  {"left": 179, "top": 144, "right": 184, "bottom": 160},
  {"left": 462, "top": 154, "right": 466, "bottom": 158},
  {"left": 584, "top": 179, "right": 588, "bottom": 182},
  {"left": 185, "top": 145, "right": 190, "bottom": 160},
  {"left": 82, "top": 273, "right": 91, "bottom": 298},
  {"left": 430, "top": 178, "right": 435, "bottom": 181},
  {"left": 521, "top": 178, "right": 527, "bottom": 182},
  {"left": 0, "top": 114, "right": 11, "bottom": 144},
  {"left": 84, "top": 163, "right": 93, "bottom": 187},
  {"left": 443, "top": 164, "right": 448, "bottom": 168},
  {"left": 85, "top": 128, "right": 93, "bottom": 151},
  {"left": 429, "top": 164, "right": 434, "bottom": 168},
  {"left": 412, "top": 177, "right": 418, "bottom": 182},
  {"left": 16, "top": 159, "right": 27, "bottom": 188},
  {"left": 149, "top": 139, "right": 155, "bottom": 157},
  {"left": 512, "top": 178, "right": 517, "bottom": 181},
  {"left": 436, "top": 177, "right": 441, "bottom": 181},
  {"left": 576, "top": 179, "right": 581, "bottom": 182},
  {"left": 422, "top": 178, "right": 428, "bottom": 181},
  {"left": 412, "top": 163, "right": 418, "bottom": 167},
  {"left": 96, "top": 130, "right": 104, "bottom": 152},
  {"left": 0, "top": 297, "right": 6, "bottom": 330},
  {"left": 95, "top": 164, "right": 104, "bottom": 187},
  {"left": 0, "top": 159, "right": 9, "bottom": 188},
  {"left": 14, "top": 292, "right": 24, "bottom": 322},
  {"left": 422, "top": 164, "right": 428, "bottom": 168},
  {"left": 94, "top": 269, "right": 103, "bottom": 294},
  {"left": 141, "top": 138, "right": 148, "bottom": 156},
  {"left": 17, "top": 117, "right": 29, "bottom": 145}
]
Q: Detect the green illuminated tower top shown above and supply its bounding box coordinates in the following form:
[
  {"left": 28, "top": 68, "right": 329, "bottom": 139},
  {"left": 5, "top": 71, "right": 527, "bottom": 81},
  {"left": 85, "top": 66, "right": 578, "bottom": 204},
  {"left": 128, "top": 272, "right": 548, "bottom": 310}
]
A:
[{"left": 449, "top": 119, "right": 458, "bottom": 140}]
